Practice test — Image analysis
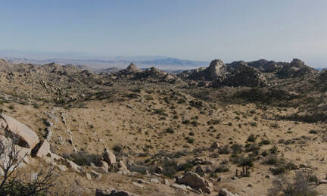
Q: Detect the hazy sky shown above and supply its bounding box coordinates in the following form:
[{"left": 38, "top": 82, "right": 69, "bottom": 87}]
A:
[{"left": 0, "top": 0, "right": 327, "bottom": 66}]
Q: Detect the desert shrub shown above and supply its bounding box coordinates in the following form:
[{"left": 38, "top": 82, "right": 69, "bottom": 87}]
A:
[
  {"left": 268, "top": 171, "right": 318, "bottom": 196},
  {"left": 259, "top": 139, "right": 271, "bottom": 145},
  {"left": 270, "top": 122, "right": 279, "bottom": 128},
  {"left": 245, "top": 143, "right": 260, "bottom": 154},
  {"left": 215, "top": 165, "right": 229, "bottom": 173},
  {"left": 113, "top": 144, "right": 123, "bottom": 153},
  {"left": 309, "top": 130, "right": 318, "bottom": 134},
  {"left": 269, "top": 145, "right": 278, "bottom": 154},
  {"left": 182, "top": 119, "right": 190, "bottom": 124},
  {"left": 177, "top": 161, "right": 194, "bottom": 172},
  {"left": 231, "top": 144, "right": 243, "bottom": 154},
  {"left": 153, "top": 108, "right": 167, "bottom": 116},
  {"left": 144, "top": 95, "right": 153, "bottom": 100},
  {"left": 247, "top": 134, "right": 256, "bottom": 142},
  {"left": 166, "top": 127, "right": 174, "bottom": 134},
  {"left": 207, "top": 119, "right": 220, "bottom": 125},
  {"left": 189, "top": 100, "right": 203, "bottom": 108},
  {"left": 185, "top": 137, "right": 194, "bottom": 144},
  {"left": 64, "top": 151, "right": 102, "bottom": 166},
  {"left": 219, "top": 145, "right": 230, "bottom": 154},
  {"left": 263, "top": 155, "right": 281, "bottom": 165},
  {"left": 162, "top": 160, "right": 178, "bottom": 178},
  {"left": 250, "top": 122, "right": 257, "bottom": 127}
]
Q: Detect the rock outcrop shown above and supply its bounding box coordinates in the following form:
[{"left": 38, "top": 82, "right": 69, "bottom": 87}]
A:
[
  {"left": 0, "top": 114, "right": 39, "bottom": 149},
  {"left": 214, "top": 61, "right": 267, "bottom": 87},
  {"left": 176, "top": 172, "right": 211, "bottom": 193},
  {"left": 277, "top": 58, "right": 316, "bottom": 78},
  {"left": 184, "top": 59, "right": 267, "bottom": 87},
  {"left": 186, "top": 59, "right": 227, "bottom": 81}
]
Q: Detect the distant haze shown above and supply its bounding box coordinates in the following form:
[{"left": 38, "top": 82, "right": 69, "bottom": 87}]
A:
[{"left": 0, "top": 1, "right": 326, "bottom": 67}]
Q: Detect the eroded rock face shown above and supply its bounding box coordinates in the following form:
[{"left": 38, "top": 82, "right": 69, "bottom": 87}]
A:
[
  {"left": 247, "top": 59, "right": 281, "bottom": 72},
  {"left": 277, "top": 58, "right": 316, "bottom": 78},
  {"left": 0, "top": 114, "right": 39, "bottom": 149},
  {"left": 183, "top": 59, "right": 267, "bottom": 87},
  {"left": 214, "top": 62, "right": 267, "bottom": 87},
  {"left": 187, "top": 59, "right": 227, "bottom": 81},
  {"left": 176, "top": 172, "right": 211, "bottom": 193}
]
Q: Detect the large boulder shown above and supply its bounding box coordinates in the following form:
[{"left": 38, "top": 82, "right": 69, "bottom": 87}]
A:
[
  {"left": 176, "top": 172, "right": 211, "bottom": 193},
  {"left": 0, "top": 114, "right": 39, "bottom": 148}
]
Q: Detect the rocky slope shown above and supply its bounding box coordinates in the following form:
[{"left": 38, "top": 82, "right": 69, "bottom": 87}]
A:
[{"left": 0, "top": 58, "right": 325, "bottom": 195}]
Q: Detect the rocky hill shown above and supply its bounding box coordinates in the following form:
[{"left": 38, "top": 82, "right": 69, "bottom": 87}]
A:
[{"left": 0, "top": 58, "right": 326, "bottom": 195}]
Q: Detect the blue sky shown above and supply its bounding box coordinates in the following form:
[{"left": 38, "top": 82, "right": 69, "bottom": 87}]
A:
[{"left": 0, "top": 0, "right": 327, "bottom": 66}]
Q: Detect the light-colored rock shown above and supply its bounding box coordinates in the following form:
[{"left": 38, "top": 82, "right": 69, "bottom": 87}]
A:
[
  {"left": 132, "top": 182, "right": 144, "bottom": 188},
  {"left": 57, "top": 164, "right": 67, "bottom": 171},
  {"left": 35, "top": 140, "right": 51, "bottom": 158},
  {"left": 0, "top": 136, "right": 30, "bottom": 172},
  {"left": 0, "top": 114, "right": 39, "bottom": 148},
  {"left": 66, "top": 160, "right": 82, "bottom": 173},
  {"left": 90, "top": 170, "right": 102, "bottom": 179},
  {"left": 86, "top": 172, "right": 92, "bottom": 180},
  {"left": 118, "top": 160, "right": 130, "bottom": 175},
  {"left": 170, "top": 183, "right": 188, "bottom": 192},
  {"left": 176, "top": 172, "right": 211, "bottom": 193},
  {"left": 150, "top": 178, "right": 160, "bottom": 184},
  {"left": 103, "top": 148, "right": 116, "bottom": 165},
  {"left": 218, "top": 188, "right": 239, "bottom": 196},
  {"left": 96, "top": 188, "right": 138, "bottom": 196}
]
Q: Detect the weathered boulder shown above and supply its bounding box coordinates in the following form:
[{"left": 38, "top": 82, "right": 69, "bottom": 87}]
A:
[
  {"left": 176, "top": 172, "right": 211, "bottom": 193},
  {"left": 0, "top": 114, "right": 39, "bottom": 148},
  {"left": 218, "top": 188, "right": 239, "bottom": 196},
  {"left": 103, "top": 148, "right": 116, "bottom": 165},
  {"left": 35, "top": 140, "right": 51, "bottom": 158}
]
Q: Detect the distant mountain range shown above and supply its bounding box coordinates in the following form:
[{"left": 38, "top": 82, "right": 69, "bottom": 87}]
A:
[{"left": 1, "top": 55, "right": 208, "bottom": 71}]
